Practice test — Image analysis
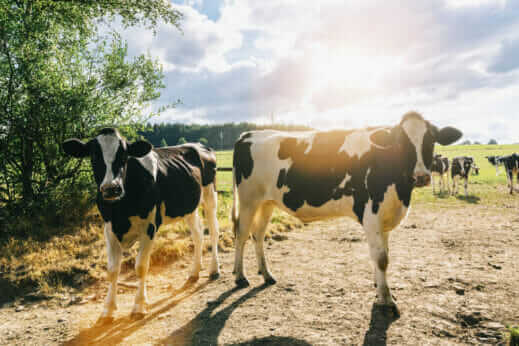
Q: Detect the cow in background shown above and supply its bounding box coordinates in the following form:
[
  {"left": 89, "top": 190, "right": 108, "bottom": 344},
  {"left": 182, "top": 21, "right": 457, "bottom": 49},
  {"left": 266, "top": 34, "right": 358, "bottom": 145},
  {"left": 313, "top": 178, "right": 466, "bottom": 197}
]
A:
[
  {"left": 498, "top": 153, "right": 519, "bottom": 194},
  {"left": 451, "top": 156, "right": 475, "bottom": 197},
  {"left": 486, "top": 155, "right": 503, "bottom": 176},
  {"left": 431, "top": 154, "right": 450, "bottom": 194}
]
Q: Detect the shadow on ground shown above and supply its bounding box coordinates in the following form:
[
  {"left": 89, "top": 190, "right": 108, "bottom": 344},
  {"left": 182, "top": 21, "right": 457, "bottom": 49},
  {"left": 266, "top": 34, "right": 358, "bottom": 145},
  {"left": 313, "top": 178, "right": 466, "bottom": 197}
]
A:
[
  {"left": 362, "top": 304, "right": 400, "bottom": 346},
  {"left": 455, "top": 195, "right": 481, "bottom": 204},
  {"left": 63, "top": 279, "right": 210, "bottom": 346},
  {"left": 159, "top": 283, "right": 307, "bottom": 345}
]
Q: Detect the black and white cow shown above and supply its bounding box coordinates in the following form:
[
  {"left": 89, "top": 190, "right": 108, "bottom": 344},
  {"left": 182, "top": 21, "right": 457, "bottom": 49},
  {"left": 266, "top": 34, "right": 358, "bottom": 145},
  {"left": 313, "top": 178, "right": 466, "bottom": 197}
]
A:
[
  {"left": 231, "top": 111, "right": 461, "bottom": 313},
  {"left": 431, "top": 154, "right": 450, "bottom": 194},
  {"left": 497, "top": 153, "right": 519, "bottom": 194},
  {"left": 63, "top": 128, "right": 220, "bottom": 323},
  {"left": 486, "top": 155, "right": 503, "bottom": 176},
  {"left": 451, "top": 156, "right": 474, "bottom": 197}
]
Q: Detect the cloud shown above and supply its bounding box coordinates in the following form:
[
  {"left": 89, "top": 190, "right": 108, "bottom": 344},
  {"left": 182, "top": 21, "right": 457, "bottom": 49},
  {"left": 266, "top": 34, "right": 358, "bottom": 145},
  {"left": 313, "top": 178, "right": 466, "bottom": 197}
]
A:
[{"left": 115, "top": 0, "right": 519, "bottom": 143}]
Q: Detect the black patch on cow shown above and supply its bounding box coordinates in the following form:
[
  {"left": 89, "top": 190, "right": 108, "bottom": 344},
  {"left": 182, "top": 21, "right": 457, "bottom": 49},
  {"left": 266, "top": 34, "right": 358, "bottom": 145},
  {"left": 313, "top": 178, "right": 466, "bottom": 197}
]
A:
[
  {"left": 276, "top": 128, "right": 417, "bottom": 223},
  {"left": 234, "top": 133, "right": 254, "bottom": 186},
  {"left": 277, "top": 168, "right": 286, "bottom": 188},
  {"left": 147, "top": 224, "right": 156, "bottom": 239},
  {"left": 422, "top": 127, "right": 435, "bottom": 169}
]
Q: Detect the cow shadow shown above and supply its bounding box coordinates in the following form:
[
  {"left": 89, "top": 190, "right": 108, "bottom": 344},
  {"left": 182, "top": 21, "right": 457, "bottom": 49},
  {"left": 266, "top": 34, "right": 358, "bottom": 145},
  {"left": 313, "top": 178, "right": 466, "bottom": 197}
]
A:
[
  {"left": 160, "top": 283, "right": 306, "bottom": 345},
  {"left": 63, "top": 279, "right": 210, "bottom": 346},
  {"left": 455, "top": 194, "right": 480, "bottom": 204},
  {"left": 432, "top": 190, "right": 451, "bottom": 199},
  {"left": 362, "top": 304, "right": 400, "bottom": 346}
]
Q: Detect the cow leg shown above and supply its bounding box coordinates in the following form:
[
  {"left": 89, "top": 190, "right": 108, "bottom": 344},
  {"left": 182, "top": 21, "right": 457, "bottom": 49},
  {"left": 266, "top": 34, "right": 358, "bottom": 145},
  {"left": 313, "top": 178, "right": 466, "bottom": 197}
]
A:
[
  {"left": 252, "top": 203, "right": 276, "bottom": 285},
  {"left": 431, "top": 174, "right": 436, "bottom": 194},
  {"left": 99, "top": 222, "right": 122, "bottom": 323},
  {"left": 186, "top": 210, "right": 203, "bottom": 282},
  {"left": 464, "top": 177, "right": 469, "bottom": 197},
  {"left": 202, "top": 185, "right": 220, "bottom": 280},
  {"left": 362, "top": 208, "right": 397, "bottom": 313},
  {"left": 452, "top": 176, "right": 457, "bottom": 195},
  {"left": 131, "top": 233, "right": 153, "bottom": 318},
  {"left": 509, "top": 170, "right": 514, "bottom": 194},
  {"left": 233, "top": 203, "right": 259, "bottom": 288}
]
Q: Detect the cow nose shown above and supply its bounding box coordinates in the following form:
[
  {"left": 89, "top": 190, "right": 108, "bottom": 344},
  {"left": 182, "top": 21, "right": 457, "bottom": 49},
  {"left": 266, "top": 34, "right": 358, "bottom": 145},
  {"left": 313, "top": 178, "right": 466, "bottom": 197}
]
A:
[
  {"left": 100, "top": 183, "right": 122, "bottom": 199},
  {"left": 414, "top": 174, "right": 431, "bottom": 188}
]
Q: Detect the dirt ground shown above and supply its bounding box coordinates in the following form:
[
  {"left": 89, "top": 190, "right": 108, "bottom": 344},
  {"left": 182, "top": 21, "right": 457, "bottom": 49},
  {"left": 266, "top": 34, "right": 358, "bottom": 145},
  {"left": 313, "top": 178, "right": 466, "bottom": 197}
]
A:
[{"left": 0, "top": 202, "right": 518, "bottom": 345}]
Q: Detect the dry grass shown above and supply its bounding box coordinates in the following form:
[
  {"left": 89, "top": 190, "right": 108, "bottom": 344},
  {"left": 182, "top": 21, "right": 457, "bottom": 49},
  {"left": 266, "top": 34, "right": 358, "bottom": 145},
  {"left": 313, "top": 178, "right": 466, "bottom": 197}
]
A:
[{"left": 0, "top": 192, "right": 302, "bottom": 303}]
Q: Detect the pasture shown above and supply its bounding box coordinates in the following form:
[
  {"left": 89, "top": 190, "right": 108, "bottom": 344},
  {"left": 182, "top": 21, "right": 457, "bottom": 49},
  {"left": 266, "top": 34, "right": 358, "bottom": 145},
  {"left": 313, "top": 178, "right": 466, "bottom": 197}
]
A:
[{"left": 0, "top": 144, "right": 518, "bottom": 345}]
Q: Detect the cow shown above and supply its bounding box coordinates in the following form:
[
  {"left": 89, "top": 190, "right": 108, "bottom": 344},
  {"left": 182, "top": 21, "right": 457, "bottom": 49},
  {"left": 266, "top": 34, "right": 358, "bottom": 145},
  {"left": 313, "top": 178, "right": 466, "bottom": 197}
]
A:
[
  {"left": 63, "top": 128, "right": 220, "bottom": 323},
  {"left": 231, "top": 111, "right": 462, "bottom": 314},
  {"left": 486, "top": 155, "right": 503, "bottom": 176},
  {"left": 497, "top": 153, "right": 519, "bottom": 194},
  {"left": 431, "top": 154, "right": 450, "bottom": 194},
  {"left": 471, "top": 162, "right": 480, "bottom": 176},
  {"left": 451, "top": 156, "right": 474, "bottom": 197}
]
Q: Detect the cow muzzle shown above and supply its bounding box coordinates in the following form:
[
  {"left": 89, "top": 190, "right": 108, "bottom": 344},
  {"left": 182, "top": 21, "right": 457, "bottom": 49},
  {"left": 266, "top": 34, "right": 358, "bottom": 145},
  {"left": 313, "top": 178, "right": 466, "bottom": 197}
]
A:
[
  {"left": 100, "top": 182, "right": 124, "bottom": 201},
  {"left": 414, "top": 173, "right": 431, "bottom": 188}
]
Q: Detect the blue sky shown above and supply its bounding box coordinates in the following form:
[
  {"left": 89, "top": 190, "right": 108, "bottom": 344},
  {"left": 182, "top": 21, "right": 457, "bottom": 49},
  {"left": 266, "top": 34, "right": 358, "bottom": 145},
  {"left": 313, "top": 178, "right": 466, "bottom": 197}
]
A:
[{"left": 120, "top": 0, "right": 519, "bottom": 143}]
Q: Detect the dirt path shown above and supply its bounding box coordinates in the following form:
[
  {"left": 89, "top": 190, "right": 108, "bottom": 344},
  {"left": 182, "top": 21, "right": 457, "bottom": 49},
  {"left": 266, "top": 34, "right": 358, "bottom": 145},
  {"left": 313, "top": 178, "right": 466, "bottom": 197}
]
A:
[{"left": 1, "top": 203, "right": 518, "bottom": 345}]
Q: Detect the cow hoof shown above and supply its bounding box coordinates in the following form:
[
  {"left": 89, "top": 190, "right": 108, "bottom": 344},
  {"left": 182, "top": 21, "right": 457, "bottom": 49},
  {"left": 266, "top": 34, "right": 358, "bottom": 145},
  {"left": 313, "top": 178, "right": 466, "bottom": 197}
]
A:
[
  {"left": 209, "top": 272, "right": 220, "bottom": 281},
  {"left": 96, "top": 316, "right": 114, "bottom": 325},
  {"left": 264, "top": 276, "right": 277, "bottom": 285},
  {"left": 235, "top": 277, "right": 250, "bottom": 288},
  {"left": 130, "top": 312, "right": 146, "bottom": 320},
  {"left": 375, "top": 302, "right": 400, "bottom": 318}
]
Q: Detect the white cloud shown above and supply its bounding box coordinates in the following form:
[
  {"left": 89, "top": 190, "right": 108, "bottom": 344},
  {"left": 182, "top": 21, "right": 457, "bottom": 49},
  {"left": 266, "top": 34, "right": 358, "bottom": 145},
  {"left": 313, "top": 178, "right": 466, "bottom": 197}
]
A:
[{"left": 117, "top": 0, "right": 519, "bottom": 143}]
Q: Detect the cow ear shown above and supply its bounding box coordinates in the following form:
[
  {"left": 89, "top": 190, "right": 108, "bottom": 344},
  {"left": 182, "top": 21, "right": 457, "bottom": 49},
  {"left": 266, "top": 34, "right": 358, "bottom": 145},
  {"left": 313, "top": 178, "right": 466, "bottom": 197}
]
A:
[
  {"left": 370, "top": 129, "right": 395, "bottom": 148},
  {"left": 436, "top": 126, "right": 462, "bottom": 146},
  {"left": 63, "top": 139, "right": 90, "bottom": 158},
  {"left": 128, "top": 140, "right": 152, "bottom": 157}
]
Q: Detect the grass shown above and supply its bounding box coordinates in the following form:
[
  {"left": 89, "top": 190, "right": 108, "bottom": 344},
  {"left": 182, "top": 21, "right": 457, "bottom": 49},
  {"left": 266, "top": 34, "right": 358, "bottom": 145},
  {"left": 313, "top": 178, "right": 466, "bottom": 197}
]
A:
[{"left": 1, "top": 144, "right": 517, "bottom": 303}]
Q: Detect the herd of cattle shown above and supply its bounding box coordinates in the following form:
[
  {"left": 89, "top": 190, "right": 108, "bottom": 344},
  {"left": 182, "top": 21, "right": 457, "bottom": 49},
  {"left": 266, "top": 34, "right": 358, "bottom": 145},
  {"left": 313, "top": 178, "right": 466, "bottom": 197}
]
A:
[{"left": 62, "top": 111, "right": 508, "bottom": 324}]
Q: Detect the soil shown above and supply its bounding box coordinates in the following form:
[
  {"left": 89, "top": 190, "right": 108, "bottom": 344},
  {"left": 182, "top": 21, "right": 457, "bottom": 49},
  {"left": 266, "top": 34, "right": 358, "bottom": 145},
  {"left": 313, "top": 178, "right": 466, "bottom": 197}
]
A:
[{"left": 0, "top": 202, "right": 518, "bottom": 345}]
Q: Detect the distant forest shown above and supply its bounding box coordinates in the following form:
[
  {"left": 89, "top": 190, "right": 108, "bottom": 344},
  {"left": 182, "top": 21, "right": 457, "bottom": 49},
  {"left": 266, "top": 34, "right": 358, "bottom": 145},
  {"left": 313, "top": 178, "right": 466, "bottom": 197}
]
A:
[{"left": 139, "top": 123, "right": 313, "bottom": 150}]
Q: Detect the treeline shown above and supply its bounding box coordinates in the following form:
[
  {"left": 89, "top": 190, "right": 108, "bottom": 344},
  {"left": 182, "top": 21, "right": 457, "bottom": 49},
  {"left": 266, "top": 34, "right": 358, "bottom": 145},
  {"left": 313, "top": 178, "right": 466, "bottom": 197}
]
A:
[{"left": 139, "top": 123, "right": 312, "bottom": 150}]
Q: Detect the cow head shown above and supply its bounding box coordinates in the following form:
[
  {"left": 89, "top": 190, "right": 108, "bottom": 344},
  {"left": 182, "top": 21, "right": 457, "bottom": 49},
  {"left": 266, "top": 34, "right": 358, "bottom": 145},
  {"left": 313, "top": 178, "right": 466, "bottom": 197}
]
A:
[
  {"left": 371, "top": 111, "right": 462, "bottom": 188},
  {"left": 63, "top": 128, "right": 152, "bottom": 202}
]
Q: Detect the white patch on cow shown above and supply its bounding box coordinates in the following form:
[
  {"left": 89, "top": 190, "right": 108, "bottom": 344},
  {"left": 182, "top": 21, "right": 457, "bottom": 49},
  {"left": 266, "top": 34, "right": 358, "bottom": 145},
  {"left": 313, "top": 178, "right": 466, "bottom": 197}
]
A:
[
  {"left": 338, "top": 174, "right": 351, "bottom": 189},
  {"left": 137, "top": 151, "right": 159, "bottom": 181},
  {"left": 402, "top": 118, "right": 429, "bottom": 176},
  {"left": 378, "top": 184, "right": 409, "bottom": 232},
  {"left": 338, "top": 129, "right": 373, "bottom": 159},
  {"left": 459, "top": 158, "right": 465, "bottom": 176},
  {"left": 123, "top": 207, "right": 156, "bottom": 248},
  {"left": 98, "top": 133, "right": 122, "bottom": 189},
  {"left": 294, "top": 132, "right": 316, "bottom": 155}
]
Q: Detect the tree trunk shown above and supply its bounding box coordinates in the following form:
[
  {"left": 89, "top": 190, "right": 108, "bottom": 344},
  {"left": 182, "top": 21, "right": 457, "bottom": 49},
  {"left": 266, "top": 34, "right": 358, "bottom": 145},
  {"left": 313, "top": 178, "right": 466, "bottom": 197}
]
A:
[{"left": 21, "top": 135, "right": 34, "bottom": 204}]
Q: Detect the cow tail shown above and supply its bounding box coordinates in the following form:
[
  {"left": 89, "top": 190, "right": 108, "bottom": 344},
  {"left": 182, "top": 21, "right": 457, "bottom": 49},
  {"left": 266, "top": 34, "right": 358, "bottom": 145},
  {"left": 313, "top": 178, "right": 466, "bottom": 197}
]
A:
[{"left": 231, "top": 167, "right": 239, "bottom": 238}]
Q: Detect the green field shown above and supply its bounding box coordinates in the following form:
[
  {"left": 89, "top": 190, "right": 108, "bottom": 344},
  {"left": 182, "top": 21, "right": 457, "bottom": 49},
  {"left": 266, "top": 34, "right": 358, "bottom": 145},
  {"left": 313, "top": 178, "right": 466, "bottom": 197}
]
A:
[{"left": 215, "top": 144, "right": 519, "bottom": 208}]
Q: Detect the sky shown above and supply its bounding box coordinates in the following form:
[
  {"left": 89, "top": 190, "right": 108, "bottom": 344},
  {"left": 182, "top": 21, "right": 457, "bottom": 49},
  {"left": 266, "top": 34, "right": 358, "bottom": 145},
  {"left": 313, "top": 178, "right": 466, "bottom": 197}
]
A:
[{"left": 119, "top": 0, "right": 519, "bottom": 143}]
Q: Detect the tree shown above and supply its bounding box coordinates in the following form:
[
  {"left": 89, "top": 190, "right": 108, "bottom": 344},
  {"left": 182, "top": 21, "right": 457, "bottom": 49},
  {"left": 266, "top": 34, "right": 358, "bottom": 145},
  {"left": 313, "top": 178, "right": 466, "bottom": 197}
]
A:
[
  {"left": 177, "top": 137, "right": 187, "bottom": 145},
  {"left": 199, "top": 137, "right": 208, "bottom": 145},
  {"left": 0, "top": 1, "right": 181, "bottom": 226},
  {"left": 488, "top": 139, "right": 498, "bottom": 145},
  {"left": 160, "top": 138, "right": 168, "bottom": 147},
  {"left": 460, "top": 140, "right": 472, "bottom": 145}
]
